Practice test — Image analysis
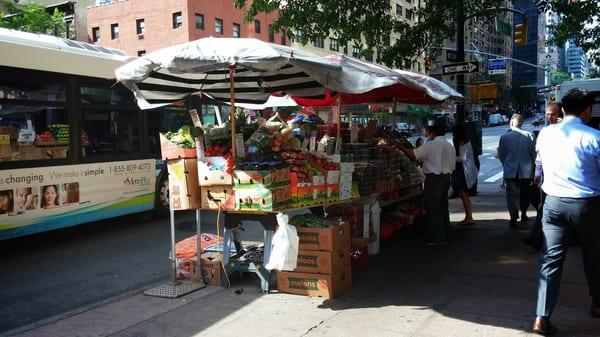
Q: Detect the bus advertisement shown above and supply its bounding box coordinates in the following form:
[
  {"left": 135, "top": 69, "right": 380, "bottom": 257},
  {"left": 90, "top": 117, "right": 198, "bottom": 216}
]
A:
[{"left": 0, "top": 160, "right": 155, "bottom": 239}]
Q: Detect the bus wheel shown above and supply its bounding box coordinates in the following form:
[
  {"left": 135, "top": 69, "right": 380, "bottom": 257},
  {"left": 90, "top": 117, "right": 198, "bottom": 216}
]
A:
[{"left": 154, "top": 171, "right": 170, "bottom": 217}]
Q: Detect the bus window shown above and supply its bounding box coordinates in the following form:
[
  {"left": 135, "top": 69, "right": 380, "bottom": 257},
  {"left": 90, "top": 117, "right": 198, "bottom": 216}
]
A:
[
  {"left": 82, "top": 109, "right": 139, "bottom": 156},
  {"left": 0, "top": 78, "right": 70, "bottom": 163}
]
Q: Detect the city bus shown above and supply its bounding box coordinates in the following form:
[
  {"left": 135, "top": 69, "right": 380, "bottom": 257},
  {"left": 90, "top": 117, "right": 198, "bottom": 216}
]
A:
[{"left": 0, "top": 28, "right": 219, "bottom": 240}]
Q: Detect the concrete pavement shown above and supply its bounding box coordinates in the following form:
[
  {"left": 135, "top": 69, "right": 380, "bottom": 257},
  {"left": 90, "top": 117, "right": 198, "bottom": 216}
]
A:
[{"left": 6, "top": 184, "right": 600, "bottom": 337}]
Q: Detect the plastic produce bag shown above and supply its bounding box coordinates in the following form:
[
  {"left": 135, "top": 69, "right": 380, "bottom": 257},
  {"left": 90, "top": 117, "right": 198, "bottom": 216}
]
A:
[{"left": 265, "top": 213, "right": 299, "bottom": 271}]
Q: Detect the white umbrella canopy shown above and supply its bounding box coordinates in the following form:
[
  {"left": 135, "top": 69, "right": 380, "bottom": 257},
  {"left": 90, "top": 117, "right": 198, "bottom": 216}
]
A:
[{"left": 115, "top": 37, "right": 399, "bottom": 109}]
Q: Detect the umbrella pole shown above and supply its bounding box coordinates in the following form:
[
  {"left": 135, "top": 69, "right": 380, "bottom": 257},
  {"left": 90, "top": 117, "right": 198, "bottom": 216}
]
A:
[
  {"left": 336, "top": 96, "right": 342, "bottom": 154},
  {"left": 392, "top": 99, "right": 397, "bottom": 126},
  {"left": 229, "top": 65, "right": 237, "bottom": 158}
]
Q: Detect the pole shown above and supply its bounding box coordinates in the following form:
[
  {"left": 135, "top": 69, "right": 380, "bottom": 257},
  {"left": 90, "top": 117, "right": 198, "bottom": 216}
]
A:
[
  {"left": 455, "top": 0, "right": 465, "bottom": 126},
  {"left": 336, "top": 96, "right": 342, "bottom": 154},
  {"left": 170, "top": 208, "right": 177, "bottom": 282},
  {"left": 229, "top": 65, "right": 237, "bottom": 158},
  {"left": 392, "top": 100, "right": 397, "bottom": 126}
]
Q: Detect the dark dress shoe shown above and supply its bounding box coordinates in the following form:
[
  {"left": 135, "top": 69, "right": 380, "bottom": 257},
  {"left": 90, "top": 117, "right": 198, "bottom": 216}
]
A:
[
  {"left": 592, "top": 306, "right": 600, "bottom": 318},
  {"left": 510, "top": 219, "right": 518, "bottom": 228},
  {"left": 521, "top": 213, "right": 529, "bottom": 222},
  {"left": 532, "top": 316, "right": 557, "bottom": 335}
]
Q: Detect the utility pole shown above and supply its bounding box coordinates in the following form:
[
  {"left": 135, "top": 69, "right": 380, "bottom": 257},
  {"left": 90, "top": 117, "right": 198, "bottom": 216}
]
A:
[{"left": 455, "top": 0, "right": 466, "bottom": 126}]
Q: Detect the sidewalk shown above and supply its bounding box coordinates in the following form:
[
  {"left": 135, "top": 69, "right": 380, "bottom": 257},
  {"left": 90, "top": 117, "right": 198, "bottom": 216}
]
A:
[{"left": 8, "top": 184, "right": 600, "bottom": 337}]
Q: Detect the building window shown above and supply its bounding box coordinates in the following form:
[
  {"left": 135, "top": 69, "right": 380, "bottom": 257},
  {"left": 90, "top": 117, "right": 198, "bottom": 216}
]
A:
[
  {"left": 395, "top": 4, "right": 402, "bottom": 16},
  {"left": 232, "top": 23, "right": 240, "bottom": 37},
  {"left": 254, "top": 20, "right": 261, "bottom": 33},
  {"left": 294, "top": 30, "right": 302, "bottom": 42},
  {"left": 329, "top": 38, "right": 339, "bottom": 51},
  {"left": 136, "top": 19, "right": 145, "bottom": 35},
  {"left": 313, "top": 36, "right": 324, "bottom": 48},
  {"left": 405, "top": 9, "right": 413, "bottom": 21},
  {"left": 343, "top": 46, "right": 348, "bottom": 54},
  {"left": 280, "top": 31, "right": 286, "bottom": 45},
  {"left": 92, "top": 26, "right": 100, "bottom": 42},
  {"left": 172, "top": 12, "right": 182, "bottom": 29},
  {"left": 267, "top": 27, "right": 274, "bottom": 43},
  {"left": 215, "top": 18, "right": 223, "bottom": 34},
  {"left": 110, "top": 23, "right": 119, "bottom": 39},
  {"left": 195, "top": 13, "right": 204, "bottom": 29},
  {"left": 352, "top": 46, "right": 360, "bottom": 58},
  {"left": 138, "top": 50, "right": 146, "bottom": 57}
]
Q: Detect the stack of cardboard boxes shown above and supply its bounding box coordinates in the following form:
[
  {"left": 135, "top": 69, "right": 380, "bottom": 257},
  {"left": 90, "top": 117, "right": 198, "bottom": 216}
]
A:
[
  {"left": 277, "top": 221, "right": 352, "bottom": 299},
  {"left": 198, "top": 156, "right": 235, "bottom": 210},
  {"left": 233, "top": 168, "right": 292, "bottom": 211},
  {"left": 161, "top": 134, "right": 202, "bottom": 210}
]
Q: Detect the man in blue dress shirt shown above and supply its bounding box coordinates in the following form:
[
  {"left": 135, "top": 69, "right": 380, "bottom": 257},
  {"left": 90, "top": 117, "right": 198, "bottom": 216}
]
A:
[{"left": 531, "top": 89, "right": 600, "bottom": 335}]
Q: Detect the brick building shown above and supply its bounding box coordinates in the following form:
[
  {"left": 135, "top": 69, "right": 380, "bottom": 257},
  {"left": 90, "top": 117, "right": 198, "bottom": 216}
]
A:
[{"left": 87, "top": 0, "right": 286, "bottom": 57}]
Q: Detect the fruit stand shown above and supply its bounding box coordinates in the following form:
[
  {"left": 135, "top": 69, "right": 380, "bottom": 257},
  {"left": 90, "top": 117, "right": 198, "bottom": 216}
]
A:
[{"left": 115, "top": 37, "right": 462, "bottom": 298}]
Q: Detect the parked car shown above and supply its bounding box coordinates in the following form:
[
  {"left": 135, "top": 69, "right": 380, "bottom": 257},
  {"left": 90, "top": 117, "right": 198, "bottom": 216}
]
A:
[{"left": 488, "top": 113, "right": 503, "bottom": 126}]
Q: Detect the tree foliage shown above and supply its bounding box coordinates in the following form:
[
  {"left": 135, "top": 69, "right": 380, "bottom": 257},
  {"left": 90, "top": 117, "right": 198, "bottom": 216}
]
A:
[
  {"left": 234, "top": 0, "right": 509, "bottom": 68},
  {"left": 0, "top": 1, "right": 66, "bottom": 36},
  {"left": 534, "top": 0, "right": 599, "bottom": 66},
  {"left": 235, "top": 0, "right": 600, "bottom": 67}
]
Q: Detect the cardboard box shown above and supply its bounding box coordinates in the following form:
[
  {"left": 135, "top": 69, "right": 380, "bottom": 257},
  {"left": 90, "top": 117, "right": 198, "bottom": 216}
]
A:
[
  {"left": 234, "top": 184, "right": 292, "bottom": 211},
  {"left": 198, "top": 156, "right": 233, "bottom": 186},
  {"left": 201, "top": 185, "right": 235, "bottom": 210},
  {"left": 0, "top": 135, "right": 10, "bottom": 158},
  {"left": 190, "top": 253, "right": 224, "bottom": 286},
  {"left": 233, "top": 168, "right": 290, "bottom": 187},
  {"left": 340, "top": 162, "right": 355, "bottom": 172},
  {"left": 167, "top": 158, "right": 202, "bottom": 210},
  {"left": 296, "top": 221, "right": 350, "bottom": 252},
  {"left": 293, "top": 245, "right": 351, "bottom": 274},
  {"left": 160, "top": 133, "right": 197, "bottom": 161},
  {"left": 277, "top": 268, "right": 352, "bottom": 299}
]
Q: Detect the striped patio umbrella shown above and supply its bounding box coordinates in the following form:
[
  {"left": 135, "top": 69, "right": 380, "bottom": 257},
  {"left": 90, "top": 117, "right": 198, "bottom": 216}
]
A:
[{"left": 115, "top": 37, "right": 399, "bottom": 109}]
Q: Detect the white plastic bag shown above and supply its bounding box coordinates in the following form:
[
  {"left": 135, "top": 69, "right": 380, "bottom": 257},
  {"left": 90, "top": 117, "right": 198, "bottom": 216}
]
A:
[{"left": 265, "top": 213, "right": 299, "bottom": 271}]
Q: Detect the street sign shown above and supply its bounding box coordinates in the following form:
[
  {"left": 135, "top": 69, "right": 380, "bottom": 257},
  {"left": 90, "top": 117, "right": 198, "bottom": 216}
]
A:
[
  {"left": 442, "top": 62, "right": 480, "bottom": 75},
  {"left": 495, "top": 18, "right": 512, "bottom": 36},
  {"left": 537, "top": 85, "right": 554, "bottom": 94},
  {"left": 538, "top": 52, "right": 558, "bottom": 67},
  {"left": 446, "top": 50, "right": 458, "bottom": 62},
  {"left": 488, "top": 58, "right": 507, "bottom": 75}
]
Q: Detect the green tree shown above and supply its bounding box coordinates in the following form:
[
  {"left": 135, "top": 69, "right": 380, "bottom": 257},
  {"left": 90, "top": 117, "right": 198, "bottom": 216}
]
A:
[
  {"left": 0, "top": 1, "right": 66, "bottom": 37},
  {"left": 534, "top": 0, "right": 599, "bottom": 66},
  {"left": 551, "top": 70, "right": 571, "bottom": 85},
  {"left": 235, "top": 0, "right": 600, "bottom": 67},
  {"left": 234, "top": 0, "right": 506, "bottom": 68}
]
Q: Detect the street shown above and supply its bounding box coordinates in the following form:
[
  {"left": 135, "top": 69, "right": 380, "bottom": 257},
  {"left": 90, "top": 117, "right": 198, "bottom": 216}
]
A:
[{"left": 0, "top": 123, "right": 520, "bottom": 335}]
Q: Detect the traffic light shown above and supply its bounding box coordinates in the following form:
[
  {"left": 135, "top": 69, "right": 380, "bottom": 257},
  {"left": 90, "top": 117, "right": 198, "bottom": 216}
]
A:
[
  {"left": 424, "top": 55, "right": 432, "bottom": 72},
  {"left": 514, "top": 22, "right": 528, "bottom": 46}
]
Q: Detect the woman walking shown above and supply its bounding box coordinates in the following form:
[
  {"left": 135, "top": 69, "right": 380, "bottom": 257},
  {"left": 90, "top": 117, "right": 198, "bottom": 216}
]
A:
[{"left": 452, "top": 125, "right": 479, "bottom": 226}]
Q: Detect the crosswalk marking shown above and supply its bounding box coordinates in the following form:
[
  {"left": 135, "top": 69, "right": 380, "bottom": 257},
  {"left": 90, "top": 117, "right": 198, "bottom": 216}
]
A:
[{"left": 483, "top": 171, "right": 504, "bottom": 183}]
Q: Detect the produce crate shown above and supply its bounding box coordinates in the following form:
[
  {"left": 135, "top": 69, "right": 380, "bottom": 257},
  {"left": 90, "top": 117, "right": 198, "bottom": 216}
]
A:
[
  {"left": 292, "top": 245, "right": 351, "bottom": 274},
  {"left": 160, "top": 133, "right": 197, "bottom": 161},
  {"left": 295, "top": 221, "right": 350, "bottom": 252},
  {"left": 201, "top": 185, "right": 235, "bottom": 210},
  {"left": 167, "top": 158, "right": 202, "bottom": 210},
  {"left": 198, "top": 156, "right": 233, "bottom": 186},
  {"left": 276, "top": 268, "right": 352, "bottom": 299},
  {"left": 233, "top": 168, "right": 290, "bottom": 187},
  {"left": 234, "top": 184, "right": 292, "bottom": 211}
]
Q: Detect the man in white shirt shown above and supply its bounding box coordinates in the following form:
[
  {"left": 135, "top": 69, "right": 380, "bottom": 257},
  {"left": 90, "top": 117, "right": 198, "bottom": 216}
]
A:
[
  {"left": 399, "top": 121, "right": 456, "bottom": 245},
  {"left": 531, "top": 89, "right": 600, "bottom": 335}
]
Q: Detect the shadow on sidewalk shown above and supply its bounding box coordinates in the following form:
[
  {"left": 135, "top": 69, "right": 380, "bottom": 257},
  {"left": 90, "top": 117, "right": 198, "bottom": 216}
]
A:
[{"left": 316, "top": 219, "right": 600, "bottom": 336}]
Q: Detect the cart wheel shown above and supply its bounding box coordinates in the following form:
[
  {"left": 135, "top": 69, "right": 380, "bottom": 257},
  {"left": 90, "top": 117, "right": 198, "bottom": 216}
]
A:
[{"left": 154, "top": 168, "right": 169, "bottom": 218}]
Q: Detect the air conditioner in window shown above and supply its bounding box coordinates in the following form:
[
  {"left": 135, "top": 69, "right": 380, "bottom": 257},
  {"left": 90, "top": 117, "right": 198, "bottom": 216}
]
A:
[{"left": 137, "top": 34, "right": 144, "bottom": 40}]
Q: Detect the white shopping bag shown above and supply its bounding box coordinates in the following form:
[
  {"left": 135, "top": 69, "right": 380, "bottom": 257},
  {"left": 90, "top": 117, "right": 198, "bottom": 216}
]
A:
[{"left": 265, "top": 213, "right": 299, "bottom": 271}]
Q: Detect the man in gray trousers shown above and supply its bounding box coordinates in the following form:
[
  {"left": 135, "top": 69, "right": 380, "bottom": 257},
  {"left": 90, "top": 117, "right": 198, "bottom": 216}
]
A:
[{"left": 497, "top": 114, "right": 536, "bottom": 228}]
